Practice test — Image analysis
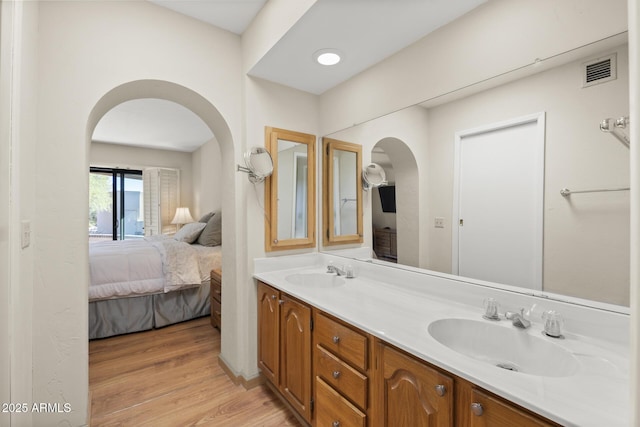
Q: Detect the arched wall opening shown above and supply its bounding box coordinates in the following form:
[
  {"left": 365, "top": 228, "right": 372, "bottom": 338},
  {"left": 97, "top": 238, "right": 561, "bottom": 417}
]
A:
[
  {"left": 372, "top": 137, "right": 420, "bottom": 267},
  {"left": 85, "top": 78, "right": 240, "bottom": 360}
]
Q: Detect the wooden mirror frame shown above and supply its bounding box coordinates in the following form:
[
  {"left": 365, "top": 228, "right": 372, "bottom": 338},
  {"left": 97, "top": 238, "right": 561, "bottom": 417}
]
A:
[
  {"left": 264, "top": 127, "right": 316, "bottom": 252},
  {"left": 323, "top": 137, "right": 363, "bottom": 246}
]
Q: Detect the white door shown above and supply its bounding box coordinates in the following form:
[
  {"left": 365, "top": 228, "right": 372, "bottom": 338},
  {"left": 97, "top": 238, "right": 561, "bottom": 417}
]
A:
[{"left": 452, "top": 113, "right": 545, "bottom": 290}]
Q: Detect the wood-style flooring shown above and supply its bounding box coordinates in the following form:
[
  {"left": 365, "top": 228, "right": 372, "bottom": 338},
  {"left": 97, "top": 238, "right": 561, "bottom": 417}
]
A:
[{"left": 89, "top": 317, "right": 301, "bottom": 426}]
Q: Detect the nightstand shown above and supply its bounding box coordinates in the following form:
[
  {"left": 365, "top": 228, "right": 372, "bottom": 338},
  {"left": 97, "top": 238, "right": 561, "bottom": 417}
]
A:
[{"left": 210, "top": 268, "right": 222, "bottom": 330}]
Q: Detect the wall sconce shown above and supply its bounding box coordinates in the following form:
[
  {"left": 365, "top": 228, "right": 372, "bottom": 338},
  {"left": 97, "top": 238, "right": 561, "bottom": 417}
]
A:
[{"left": 171, "top": 207, "right": 195, "bottom": 230}]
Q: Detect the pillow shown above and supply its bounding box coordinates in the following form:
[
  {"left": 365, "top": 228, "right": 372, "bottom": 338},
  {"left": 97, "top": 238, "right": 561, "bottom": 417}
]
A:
[
  {"left": 197, "top": 210, "right": 222, "bottom": 246},
  {"left": 173, "top": 222, "right": 206, "bottom": 243},
  {"left": 198, "top": 211, "right": 215, "bottom": 223}
]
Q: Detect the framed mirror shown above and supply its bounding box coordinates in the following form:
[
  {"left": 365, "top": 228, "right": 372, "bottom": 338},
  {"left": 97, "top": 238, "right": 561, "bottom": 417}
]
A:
[
  {"left": 264, "top": 127, "right": 316, "bottom": 252},
  {"left": 323, "top": 137, "right": 363, "bottom": 246}
]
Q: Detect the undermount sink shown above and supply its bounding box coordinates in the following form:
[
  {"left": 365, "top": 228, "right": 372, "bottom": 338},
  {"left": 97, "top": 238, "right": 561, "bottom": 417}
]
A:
[
  {"left": 428, "top": 318, "right": 579, "bottom": 377},
  {"left": 285, "top": 272, "right": 346, "bottom": 288}
]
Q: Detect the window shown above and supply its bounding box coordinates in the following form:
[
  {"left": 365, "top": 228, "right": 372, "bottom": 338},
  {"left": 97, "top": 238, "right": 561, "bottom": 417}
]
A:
[{"left": 89, "top": 167, "right": 144, "bottom": 241}]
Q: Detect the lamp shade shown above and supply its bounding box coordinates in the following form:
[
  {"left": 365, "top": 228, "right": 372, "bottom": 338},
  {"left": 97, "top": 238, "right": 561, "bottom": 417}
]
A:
[{"left": 171, "top": 207, "right": 195, "bottom": 225}]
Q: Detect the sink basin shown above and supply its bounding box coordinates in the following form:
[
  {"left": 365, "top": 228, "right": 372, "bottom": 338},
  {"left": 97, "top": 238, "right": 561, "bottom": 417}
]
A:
[
  {"left": 428, "top": 318, "right": 579, "bottom": 377},
  {"left": 285, "top": 272, "right": 346, "bottom": 288}
]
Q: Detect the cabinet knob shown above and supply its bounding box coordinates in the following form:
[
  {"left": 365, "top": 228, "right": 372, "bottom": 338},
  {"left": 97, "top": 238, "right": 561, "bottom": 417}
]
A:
[
  {"left": 279, "top": 300, "right": 284, "bottom": 305},
  {"left": 435, "top": 384, "right": 446, "bottom": 396},
  {"left": 471, "top": 402, "right": 484, "bottom": 416},
  {"left": 271, "top": 295, "right": 276, "bottom": 300},
  {"left": 332, "top": 336, "right": 341, "bottom": 344},
  {"left": 332, "top": 371, "right": 341, "bottom": 379},
  {"left": 332, "top": 422, "right": 340, "bottom": 427}
]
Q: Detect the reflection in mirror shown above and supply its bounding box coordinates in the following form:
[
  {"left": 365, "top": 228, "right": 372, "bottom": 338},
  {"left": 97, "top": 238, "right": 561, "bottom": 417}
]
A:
[
  {"left": 362, "top": 163, "right": 388, "bottom": 190},
  {"left": 323, "top": 138, "right": 363, "bottom": 246},
  {"left": 264, "top": 127, "right": 316, "bottom": 251},
  {"left": 323, "top": 37, "right": 630, "bottom": 309}
]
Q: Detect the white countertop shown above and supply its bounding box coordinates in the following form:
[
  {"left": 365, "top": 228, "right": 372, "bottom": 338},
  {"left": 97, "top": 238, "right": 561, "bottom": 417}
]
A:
[{"left": 254, "top": 253, "right": 630, "bottom": 427}]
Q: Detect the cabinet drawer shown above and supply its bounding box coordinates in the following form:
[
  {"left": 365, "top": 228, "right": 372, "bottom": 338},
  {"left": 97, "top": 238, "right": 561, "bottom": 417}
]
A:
[
  {"left": 211, "top": 280, "right": 221, "bottom": 303},
  {"left": 315, "top": 345, "right": 367, "bottom": 410},
  {"left": 211, "top": 298, "right": 221, "bottom": 329},
  {"left": 470, "top": 388, "right": 554, "bottom": 427},
  {"left": 316, "top": 378, "right": 366, "bottom": 427},
  {"left": 316, "top": 312, "right": 368, "bottom": 371}
]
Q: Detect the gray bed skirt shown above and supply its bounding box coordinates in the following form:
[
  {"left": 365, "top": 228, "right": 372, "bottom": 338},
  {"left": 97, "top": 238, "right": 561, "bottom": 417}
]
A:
[{"left": 89, "top": 283, "right": 211, "bottom": 339}]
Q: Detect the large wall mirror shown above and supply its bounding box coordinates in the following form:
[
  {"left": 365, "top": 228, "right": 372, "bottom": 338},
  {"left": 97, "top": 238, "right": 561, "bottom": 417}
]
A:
[
  {"left": 323, "top": 138, "right": 363, "bottom": 246},
  {"left": 322, "top": 31, "right": 630, "bottom": 310},
  {"left": 264, "top": 127, "right": 316, "bottom": 251}
]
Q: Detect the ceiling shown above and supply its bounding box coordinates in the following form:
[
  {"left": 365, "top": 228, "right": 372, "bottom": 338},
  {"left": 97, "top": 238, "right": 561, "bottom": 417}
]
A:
[{"left": 94, "top": 0, "right": 486, "bottom": 152}]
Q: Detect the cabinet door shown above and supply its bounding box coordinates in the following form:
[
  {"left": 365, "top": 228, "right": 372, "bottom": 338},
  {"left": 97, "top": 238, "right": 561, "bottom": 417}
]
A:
[
  {"left": 257, "top": 282, "right": 280, "bottom": 385},
  {"left": 469, "top": 388, "right": 553, "bottom": 427},
  {"left": 280, "top": 294, "right": 312, "bottom": 422},
  {"left": 381, "top": 344, "right": 453, "bottom": 427}
]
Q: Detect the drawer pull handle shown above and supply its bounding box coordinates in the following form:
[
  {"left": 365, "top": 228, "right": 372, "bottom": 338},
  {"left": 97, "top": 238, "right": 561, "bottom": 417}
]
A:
[
  {"left": 332, "top": 336, "right": 341, "bottom": 344},
  {"left": 435, "top": 384, "right": 446, "bottom": 396},
  {"left": 332, "top": 422, "right": 340, "bottom": 427},
  {"left": 471, "top": 403, "right": 484, "bottom": 416},
  {"left": 332, "top": 371, "right": 341, "bottom": 379}
]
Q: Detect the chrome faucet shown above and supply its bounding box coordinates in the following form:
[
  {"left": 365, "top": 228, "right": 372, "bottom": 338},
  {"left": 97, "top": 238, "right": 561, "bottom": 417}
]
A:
[
  {"left": 327, "top": 262, "right": 354, "bottom": 278},
  {"left": 326, "top": 263, "right": 346, "bottom": 276},
  {"left": 505, "top": 308, "right": 531, "bottom": 329}
]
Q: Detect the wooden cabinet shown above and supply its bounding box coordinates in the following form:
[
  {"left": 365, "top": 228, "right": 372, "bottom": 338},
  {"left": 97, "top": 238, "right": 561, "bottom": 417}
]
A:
[
  {"left": 313, "top": 312, "right": 370, "bottom": 427},
  {"left": 467, "top": 387, "right": 556, "bottom": 427},
  {"left": 376, "top": 342, "right": 454, "bottom": 427},
  {"left": 210, "top": 268, "right": 222, "bottom": 329},
  {"left": 256, "top": 283, "right": 558, "bottom": 427},
  {"left": 257, "top": 282, "right": 312, "bottom": 423},
  {"left": 373, "top": 228, "right": 397, "bottom": 262}
]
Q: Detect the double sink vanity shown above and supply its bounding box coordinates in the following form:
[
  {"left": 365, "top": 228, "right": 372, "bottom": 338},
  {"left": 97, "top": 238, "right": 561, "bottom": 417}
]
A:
[{"left": 254, "top": 252, "right": 629, "bottom": 426}]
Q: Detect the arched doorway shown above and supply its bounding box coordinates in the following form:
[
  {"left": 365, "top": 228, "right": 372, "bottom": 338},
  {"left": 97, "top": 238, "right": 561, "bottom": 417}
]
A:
[
  {"left": 85, "top": 78, "right": 240, "bottom": 358},
  {"left": 371, "top": 137, "right": 419, "bottom": 267}
]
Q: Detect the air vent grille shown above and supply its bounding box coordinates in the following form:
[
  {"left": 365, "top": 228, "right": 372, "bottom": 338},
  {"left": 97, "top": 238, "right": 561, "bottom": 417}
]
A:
[{"left": 583, "top": 53, "right": 617, "bottom": 87}]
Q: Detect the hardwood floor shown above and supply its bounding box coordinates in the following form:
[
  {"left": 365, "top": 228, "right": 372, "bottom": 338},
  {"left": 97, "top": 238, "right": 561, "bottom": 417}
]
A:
[{"left": 89, "top": 317, "right": 301, "bottom": 426}]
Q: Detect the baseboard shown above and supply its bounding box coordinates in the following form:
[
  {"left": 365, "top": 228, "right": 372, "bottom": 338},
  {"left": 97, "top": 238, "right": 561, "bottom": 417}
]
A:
[
  {"left": 217, "top": 354, "right": 264, "bottom": 390},
  {"left": 87, "top": 390, "right": 92, "bottom": 426}
]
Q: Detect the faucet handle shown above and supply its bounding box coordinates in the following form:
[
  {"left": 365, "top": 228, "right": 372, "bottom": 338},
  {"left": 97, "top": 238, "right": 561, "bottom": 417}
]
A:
[
  {"left": 482, "top": 298, "right": 500, "bottom": 320},
  {"left": 542, "top": 310, "right": 564, "bottom": 338}
]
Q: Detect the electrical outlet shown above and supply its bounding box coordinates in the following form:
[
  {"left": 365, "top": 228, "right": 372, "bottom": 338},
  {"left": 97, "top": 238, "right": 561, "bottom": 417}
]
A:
[
  {"left": 21, "top": 220, "right": 31, "bottom": 249},
  {"left": 434, "top": 217, "right": 445, "bottom": 228}
]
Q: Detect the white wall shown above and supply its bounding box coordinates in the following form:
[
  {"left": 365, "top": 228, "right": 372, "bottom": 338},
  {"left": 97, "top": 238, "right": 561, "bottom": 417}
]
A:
[
  {"left": 233, "top": 75, "right": 319, "bottom": 381},
  {"left": 191, "top": 138, "right": 223, "bottom": 219},
  {"left": 34, "top": 2, "right": 243, "bottom": 424},
  {"left": 90, "top": 141, "right": 196, "bottom": 214},
  {"left": 426, "top": 44, "right": 629, "bottom": 305},
  {"left": 1, "top": 2, "right": 38, "bottom": 426}
]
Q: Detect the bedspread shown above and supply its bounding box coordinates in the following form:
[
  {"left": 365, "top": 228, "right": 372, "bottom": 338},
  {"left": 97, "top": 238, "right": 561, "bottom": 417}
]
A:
[{"left": 89, "top": 236, "right": 219, "bottom": 301}]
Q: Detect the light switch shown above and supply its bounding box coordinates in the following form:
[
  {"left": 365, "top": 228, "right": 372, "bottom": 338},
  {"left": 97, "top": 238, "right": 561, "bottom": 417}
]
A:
[
  {"left": 434, "top": 217, "right": 445, "bottom": 228},
  {"left": 21, "top": 220, "right": 31, "bottom": 249}
]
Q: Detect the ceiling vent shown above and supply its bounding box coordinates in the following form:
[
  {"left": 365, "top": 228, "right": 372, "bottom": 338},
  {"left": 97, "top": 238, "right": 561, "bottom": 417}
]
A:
[{"left": 583, "top": 53, "right": 617, "bottom": 88}]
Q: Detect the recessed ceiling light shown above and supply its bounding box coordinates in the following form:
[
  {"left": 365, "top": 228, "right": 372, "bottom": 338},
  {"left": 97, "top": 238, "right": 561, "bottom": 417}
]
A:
[{"left": 314, "top": 48, "right": 342, "bottom": 66}]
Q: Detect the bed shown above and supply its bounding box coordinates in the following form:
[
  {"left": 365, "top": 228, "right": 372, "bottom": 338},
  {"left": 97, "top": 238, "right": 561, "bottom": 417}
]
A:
[{"left": 89, "top": 211, "right": 222, "bottom": 339}]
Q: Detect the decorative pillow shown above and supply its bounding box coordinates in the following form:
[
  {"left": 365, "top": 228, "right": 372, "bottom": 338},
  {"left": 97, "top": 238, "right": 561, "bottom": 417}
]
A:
[
  {"left": 197, "top": 210, "right": 222, "bottom": 246},
  {"left": 198, "top": 211, "right": 215, "bottom": 223},
  {"left": 173, "top": 222, "right": 207, "bottom": 243}
]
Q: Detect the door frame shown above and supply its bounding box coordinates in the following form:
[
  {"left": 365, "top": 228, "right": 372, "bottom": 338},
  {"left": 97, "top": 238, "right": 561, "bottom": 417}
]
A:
[{"left": 451, "top": 112, "right": 545, "bottom": 289}]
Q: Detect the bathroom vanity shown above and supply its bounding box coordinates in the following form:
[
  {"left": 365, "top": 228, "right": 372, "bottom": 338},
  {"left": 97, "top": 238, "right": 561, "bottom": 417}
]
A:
[{"left": 254, "top": 253, "right": 629, "bottom": 427}]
